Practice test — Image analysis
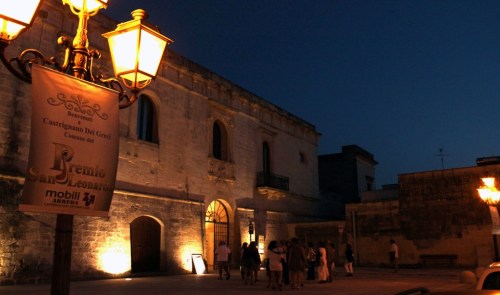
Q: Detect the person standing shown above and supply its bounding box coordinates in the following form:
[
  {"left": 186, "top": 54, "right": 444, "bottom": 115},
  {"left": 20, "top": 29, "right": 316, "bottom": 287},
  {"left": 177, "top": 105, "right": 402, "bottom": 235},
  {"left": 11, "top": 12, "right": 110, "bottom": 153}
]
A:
[
  {"left": 317, "top": 241, "right": 328, "bottom": 283},
  {"left": 344, "top": 243, "right": 354, "bottom": 276},
  {"left": 306, "top": 242, "right": 317, "bottom": 280},
  {"left": 240, "top": 242, "right": 248, "bottom": 279},
  {"left": 326, "top": 240, "right": 335, "bottom": 282},
  {"left": 266, "top": 240, "right": 285, "bottom": 290},
  {"left": 215, "top": 241, "right": 231, "bottom": 280},
  {"left": 288, "top": 237, "right": 307, "bottom": 290},
  {"left": 279, "top": 240, "right": 290, "bottom": 286},
  {"left": 389, "top": 239, "right": 399, "bottom": 273},
  {"left": 264, "top": 256, "right": 271, "bottom": 288}
]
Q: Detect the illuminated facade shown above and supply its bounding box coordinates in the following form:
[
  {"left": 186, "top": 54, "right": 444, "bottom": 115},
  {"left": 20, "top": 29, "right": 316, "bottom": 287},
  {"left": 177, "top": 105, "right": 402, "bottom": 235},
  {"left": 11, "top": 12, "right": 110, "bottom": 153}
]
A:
[{"left": 0, "top": 0, "right": 321, "bottom": 283}]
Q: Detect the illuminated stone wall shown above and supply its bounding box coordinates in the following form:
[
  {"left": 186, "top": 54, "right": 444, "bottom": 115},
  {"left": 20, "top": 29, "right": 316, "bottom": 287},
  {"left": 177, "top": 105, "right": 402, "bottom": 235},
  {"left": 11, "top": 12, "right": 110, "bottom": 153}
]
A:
[
  {"left": 69, "top": 192, "right": 205, "bottom": 278},
  {"left": 0, "top": 178, "right": 55, "bottom": 284},
  {"left": 0, "top": 0, "right": 323, "bottom": 284}
]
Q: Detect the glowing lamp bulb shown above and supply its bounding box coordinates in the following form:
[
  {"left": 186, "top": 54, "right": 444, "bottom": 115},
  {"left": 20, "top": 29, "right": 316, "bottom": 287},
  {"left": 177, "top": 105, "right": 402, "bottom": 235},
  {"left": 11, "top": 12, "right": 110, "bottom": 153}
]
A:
[
  {"left": 102, "top": 9, "right": 173, "bottom": 91},
  {"left": 62, "top": 0, "right": 108, "bottom": 13},
  {"left": 478, "top": 177, "right": 500, "bottom": 206},
  {"left": 0, "top": 0, "right": 42, "bottom": 42}
]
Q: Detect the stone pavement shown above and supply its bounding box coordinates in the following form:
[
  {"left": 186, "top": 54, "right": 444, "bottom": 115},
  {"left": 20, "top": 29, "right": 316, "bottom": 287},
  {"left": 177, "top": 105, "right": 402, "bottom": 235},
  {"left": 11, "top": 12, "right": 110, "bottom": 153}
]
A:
[{"left": 0, "top": 266, "right": 473, "bottom": 295}]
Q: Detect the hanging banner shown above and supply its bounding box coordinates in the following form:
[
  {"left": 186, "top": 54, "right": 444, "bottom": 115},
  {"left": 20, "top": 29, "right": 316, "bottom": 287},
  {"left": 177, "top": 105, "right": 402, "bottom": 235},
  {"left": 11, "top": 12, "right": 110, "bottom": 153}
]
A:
[{"left": 20, "top": 65, "right": 119, "bottom": 217}]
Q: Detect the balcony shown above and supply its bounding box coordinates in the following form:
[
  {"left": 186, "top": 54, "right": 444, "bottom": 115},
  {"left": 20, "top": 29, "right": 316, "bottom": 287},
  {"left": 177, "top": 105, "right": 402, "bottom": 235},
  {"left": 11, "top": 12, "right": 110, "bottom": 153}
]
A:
[
  {"left": 208, "top": 157, "right": 235, "bottom": 182},
  {"left": 256, "top": 172, "right": 289, "bottom": 191}
]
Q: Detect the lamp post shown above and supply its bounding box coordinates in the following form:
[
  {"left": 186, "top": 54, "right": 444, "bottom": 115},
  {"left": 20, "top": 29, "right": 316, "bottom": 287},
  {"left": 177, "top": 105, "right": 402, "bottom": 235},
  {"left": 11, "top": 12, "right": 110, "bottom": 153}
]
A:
[
  {"left": 477, "top": 177, "right": 500, "bottom": 261},
  {"left": 0, "top": 1, "right": 172, "bottom": 294}
]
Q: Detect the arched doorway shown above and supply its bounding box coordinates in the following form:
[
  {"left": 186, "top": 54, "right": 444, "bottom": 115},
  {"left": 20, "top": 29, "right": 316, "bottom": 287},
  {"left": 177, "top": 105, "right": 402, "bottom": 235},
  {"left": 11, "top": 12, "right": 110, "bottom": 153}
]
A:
[
  {"left": 205, "top": 200, "right": 229, "bottom": 269},
  {"left": 130, "top": 216, "right": 161, "bottom": 273}
]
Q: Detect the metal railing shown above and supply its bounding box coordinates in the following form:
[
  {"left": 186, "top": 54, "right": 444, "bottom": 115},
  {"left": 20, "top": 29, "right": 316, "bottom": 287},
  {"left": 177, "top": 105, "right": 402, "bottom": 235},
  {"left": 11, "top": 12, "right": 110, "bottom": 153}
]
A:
[{"left": 256, "top": 172, "right": 289, "bottom": 191}]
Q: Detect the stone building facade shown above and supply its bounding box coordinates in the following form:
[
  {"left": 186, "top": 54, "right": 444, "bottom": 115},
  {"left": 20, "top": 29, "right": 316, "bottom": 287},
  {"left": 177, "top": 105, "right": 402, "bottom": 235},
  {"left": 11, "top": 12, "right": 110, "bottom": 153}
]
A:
[
  {"left": 0, "top": 0, "right": 322, "bottom": 283},
  {"left": 318, "top": 145, "right": 378, "bottom": 218},
  {"left": 344, "top": 164, "right": 500, "bottom": 268}
]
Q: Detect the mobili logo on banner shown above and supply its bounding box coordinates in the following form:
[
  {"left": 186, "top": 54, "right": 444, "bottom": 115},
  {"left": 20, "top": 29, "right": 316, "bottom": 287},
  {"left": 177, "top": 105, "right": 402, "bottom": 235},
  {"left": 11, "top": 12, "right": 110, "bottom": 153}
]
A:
[{"left": 20, "top": 65, "right": 119, "bottom": 217}]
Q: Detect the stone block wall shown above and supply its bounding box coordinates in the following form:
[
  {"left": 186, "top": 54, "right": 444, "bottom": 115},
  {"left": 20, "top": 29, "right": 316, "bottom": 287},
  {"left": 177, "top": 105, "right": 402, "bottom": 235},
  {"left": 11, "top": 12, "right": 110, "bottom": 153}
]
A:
[
  {"left": 0, "top": 177, "right": 207, "bottom": 283},
  {"left": 344, "top": 165, "right": 500, "bottom": 268},
  {"left": 400, "top": 169, "right": 492, "bottom": 232},
  {"left": 0, "top": 177, "right": 55, "bottom": 284}
]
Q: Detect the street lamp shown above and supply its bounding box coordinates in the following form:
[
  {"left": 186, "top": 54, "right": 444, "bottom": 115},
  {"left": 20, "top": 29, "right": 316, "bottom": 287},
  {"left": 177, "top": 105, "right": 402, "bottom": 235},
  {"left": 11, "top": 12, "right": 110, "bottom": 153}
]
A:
[
  {"left": 0, "top": 1, "right": 172, "bottom": 295},
  {"left": 478, "top": 178, "right": 500, "bottom": 206},
  {"left": 0, "top": 0, "right": 172, "bottom": 108},
  {"left": 103, "top": 9, "right": 173, "bottom": 108},
  {"left": 62, "top": 0, "right": 108, "bottom": 13},
  {"left": 477, "top": 177, "right": 500, "bottom": 261}
]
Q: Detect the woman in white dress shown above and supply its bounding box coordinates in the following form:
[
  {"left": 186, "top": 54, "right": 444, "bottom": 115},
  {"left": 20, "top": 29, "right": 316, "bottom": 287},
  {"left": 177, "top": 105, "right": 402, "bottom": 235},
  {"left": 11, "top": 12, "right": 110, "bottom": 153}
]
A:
[
  {"left": 266, "top": 240, "right": 285, "bottom": 290},
  {"left": 317, "top": 241, "right": 328, "bottom": 283}
]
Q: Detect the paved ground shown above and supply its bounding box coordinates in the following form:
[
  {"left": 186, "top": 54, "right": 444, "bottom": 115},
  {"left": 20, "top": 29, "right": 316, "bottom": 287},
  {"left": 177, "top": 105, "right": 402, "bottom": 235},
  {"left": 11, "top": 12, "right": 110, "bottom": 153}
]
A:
[{"left": 0, "top": 267, "right": 476, "bottom": 295}]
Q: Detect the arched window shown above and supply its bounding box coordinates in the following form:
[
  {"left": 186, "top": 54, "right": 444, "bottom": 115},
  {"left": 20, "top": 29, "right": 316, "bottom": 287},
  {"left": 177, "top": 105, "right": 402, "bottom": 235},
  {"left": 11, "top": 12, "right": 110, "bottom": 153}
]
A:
[
  {"left": 137, "top": 95, "right": 158, "bottom": 143},
  {"left": 205, "top": 200, "right": 229, "bottom": 223},
  {"left": 212, "top": 121, "right": 228, "bottom": 161}
]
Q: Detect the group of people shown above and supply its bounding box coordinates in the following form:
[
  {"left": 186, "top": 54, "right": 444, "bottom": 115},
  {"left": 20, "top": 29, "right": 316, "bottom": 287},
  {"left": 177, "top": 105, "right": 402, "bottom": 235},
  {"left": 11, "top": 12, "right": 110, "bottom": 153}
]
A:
[
  {"left": 214, "top": 238, "right": 400, "bottom": 290},
  {"left": 239, "top": 241, "right": 261, "bottom": 285},
  {"left": 265, "top": 238, "right": 307, "bottom": 290},
  {"left": 307, "top": 240, "right": 354, "bottom": 282},
  {"left": 264, "top": 238, "right": 358, "bottom": 290}
]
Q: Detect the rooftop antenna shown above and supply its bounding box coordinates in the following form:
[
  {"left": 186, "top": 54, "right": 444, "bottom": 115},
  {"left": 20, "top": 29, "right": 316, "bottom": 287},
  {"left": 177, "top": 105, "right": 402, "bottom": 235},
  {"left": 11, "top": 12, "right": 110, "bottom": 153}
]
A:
[{"left": 435, "top": 148, "right": 448, "bottom": 170}]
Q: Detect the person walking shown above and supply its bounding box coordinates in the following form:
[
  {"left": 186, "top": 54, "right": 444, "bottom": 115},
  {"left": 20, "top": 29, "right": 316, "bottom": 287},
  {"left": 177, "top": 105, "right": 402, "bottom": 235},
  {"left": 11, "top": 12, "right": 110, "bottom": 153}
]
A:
[
  {"left": 266, "top": 240, "right": 285, "bottom": 290},
  {"left": 317, "top": 241, "right": 328, "bottom": 283},
  {"left": 389, "top": 239, "right": 399, "bottom": 272},
  {"left": 306, "top": 242, "right": 317, "bottom": 280},
  {"left": 215, "top": 241, "right": 231, "bottom": 280},
  {"left": 288, "top": 237, "right": 307, "bottom": 290},
  {"left": 344, "top": 243, "right": 354, "bottom": 276}
]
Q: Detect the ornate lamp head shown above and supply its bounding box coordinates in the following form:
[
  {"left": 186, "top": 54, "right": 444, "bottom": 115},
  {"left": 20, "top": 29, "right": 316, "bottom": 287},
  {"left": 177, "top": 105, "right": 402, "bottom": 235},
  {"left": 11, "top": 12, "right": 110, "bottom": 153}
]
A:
[
  {"left": 478, "top": 177, "right": 500, "bottom": 206},
  {"left": 62, "top": 0, "right": 108, "bottom": 14},
  {"left": 0, "top": 0, "right": 42, "bottom": 43},
  {"left": 102, "top": 9, "right": 173, "bottom": 93}
]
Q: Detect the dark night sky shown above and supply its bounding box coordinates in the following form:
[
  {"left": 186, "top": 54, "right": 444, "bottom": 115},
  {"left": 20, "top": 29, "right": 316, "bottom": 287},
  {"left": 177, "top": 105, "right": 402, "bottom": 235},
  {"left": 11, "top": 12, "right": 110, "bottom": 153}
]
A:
[{"left": 103, "top": 1, "right": 500, "bottom": 187}]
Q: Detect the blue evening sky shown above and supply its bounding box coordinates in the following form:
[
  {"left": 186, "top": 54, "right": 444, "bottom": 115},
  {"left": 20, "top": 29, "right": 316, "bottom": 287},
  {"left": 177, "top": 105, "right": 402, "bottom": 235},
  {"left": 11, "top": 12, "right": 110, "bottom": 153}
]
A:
[{"left": 104, "top": 1, "right": 500, "bottom": 187}]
